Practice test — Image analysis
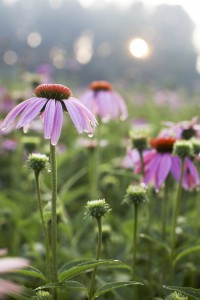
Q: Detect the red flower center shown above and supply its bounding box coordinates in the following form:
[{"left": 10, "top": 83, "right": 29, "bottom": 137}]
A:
[
  {"left": 89, "top": 80, "right": 112, "bottom": 92},
  {"left": 150, "top": 137, "right": 176, "bottom": 153},
  {"left": 34, "top": 84, "right": 72, "bottom": 100}
]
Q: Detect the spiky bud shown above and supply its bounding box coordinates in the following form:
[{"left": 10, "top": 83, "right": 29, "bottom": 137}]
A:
[
  {"left": 123, "top": 184, "right": 148, "bottom": 206},
  {"left": 191, "top": 138, "right": 200, "bottom": 155},
  {"left": 165, "top": 291, "right": 188, "bottom": 300},
  {"left": 32, "top": 291, "right": 53, "bottom": 300},
  {"left": 26, "top": 153, "right": 49, "bottom": 174},
  {"left": 173, "top": 140, "right": 193, "bottom": 159},
  {"left": 85, "top": 199, "right": 111, "bottom": 218}
]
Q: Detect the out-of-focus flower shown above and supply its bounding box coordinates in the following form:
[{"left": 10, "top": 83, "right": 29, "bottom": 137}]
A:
[
  {"left": 160, "top": 117, "right": 200, "bottom": 140},
  {"left": 154, "top": 89, "right": 181, "bottom": 109},
  {"left": 0, "top": 250, "right": 29, "bottom": 299},
  {"left": 79, "top": 80, "right": 128, "bottom": 122},
  {"left": 36, "top": 64, "right": 54, "bottom": 84},
  {"left": 0, "top": 86, "right": 15, "bottom": 114},
  {"left": 134, "top": 137, "right": 199, "bottom": 191},
  {"left": 0, "top": 84, "right": 97, "bottom": 145}
]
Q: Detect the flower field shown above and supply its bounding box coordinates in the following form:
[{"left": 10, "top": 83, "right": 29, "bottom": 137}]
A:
[{"left": 0, "top": 78, "right": 200, "bottom": 300}]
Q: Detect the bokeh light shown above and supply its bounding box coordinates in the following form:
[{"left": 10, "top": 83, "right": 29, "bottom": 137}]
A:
[
  {"left": 49, "top": 47, "right": 66, "bottom": 69},
  {"left": 74, "top": 33, "right": 93, "bottom": 64},
  {"left": 27, "top": 32, "right": 42, "bottom": 48},
  {"left": 3, "top": 50, "right": 18, "bottom": 65},
  {"left": 129, "top": 38, "right": 150, "bottom": 59}
]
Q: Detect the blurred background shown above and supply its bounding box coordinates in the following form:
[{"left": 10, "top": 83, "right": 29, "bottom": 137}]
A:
[{"left": 0, "top": 0, "right": 200, "bottom": 89}]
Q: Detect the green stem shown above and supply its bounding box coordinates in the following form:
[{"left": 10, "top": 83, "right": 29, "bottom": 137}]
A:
[
  {"left": 34, "top": 172, "right": 51, "bottom": 282},
  {"left": 161, "top": 181, "right": 169, "bottom": 241},
  {"left": 132, "top": 203, "right": 138, "bottom": 278},
  {"left": 90, "top": 125, "right": 101, "bottom": 199},
  {"left": 170, "top": 158, "right": 185, "bottom": 280},
  {"left": 88, "top": 217, "right": 102, "bottom": 300},
  {"left": 139, "top": 150, "right": 145, "bottom": 178},
  {"left": 50, "top": 143, "right": 58, "bottom": 299}
]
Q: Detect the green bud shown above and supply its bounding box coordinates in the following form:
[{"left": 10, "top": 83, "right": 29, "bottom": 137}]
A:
[
  {"left": 191, "top": 138, "right": 200, "bottom": 155},
  {"left": 173, "top": 140, "right": 193, "bottom": 159},
  {"left": 165, "top": 291, "right": 188, "bottom": 300},
  {"left": 26, "top": 153, "right": 49, "bottom": 174},
  {"left": 124, "top": 184, "right": 148, "bottom": 206},
  {"left": 32, "top": 291, "right": 53, "bottom": 300},
  {"left": 85, "top": 199, "right": 111, "bottom": 218},
  {"left": 129, "top": 129, "right": 149, "bottom": 152}
]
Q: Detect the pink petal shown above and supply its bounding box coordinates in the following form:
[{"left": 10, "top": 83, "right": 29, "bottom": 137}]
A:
[
  {"left": 156, "top": 153, "right": 172, "bottom": 189},
  {"left": 63, "top": 97, "right": 97, "bottom": 134},
  {"left": 0, "top": 98, "right": 36, "bottom": 130},
  {"left": 112, "top": 91, "right": 128, "bottom": 120},
  {"left": 50, "top": 101, "right": 63, "bottom": 145},
  {"left": 43, "top": 100, "right": 56, "bottom": 139},
  {"left": 0, "top": 257, "right": 29, "bottom": 273},
  {"left": 144, "top": 153, "right": 161, "bottom": 188},
  {"left": 0, "top": 279, "right": 22, "bottom": 298},
  {"left": 16, "top": 98, "right": 47, "bottom": 128}
]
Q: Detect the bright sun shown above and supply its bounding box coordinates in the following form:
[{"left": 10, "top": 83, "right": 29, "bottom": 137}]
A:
[{"left": 129, "top": 38, "right": 150, "bottom": 59}]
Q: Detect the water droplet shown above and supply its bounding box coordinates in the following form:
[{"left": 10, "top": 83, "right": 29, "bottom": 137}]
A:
[
  {"left": 120, "top": 114, "right": 127, "bottom": 121},
  {"left": 88, "top": 133, "right": 93, "bottom": 138}
]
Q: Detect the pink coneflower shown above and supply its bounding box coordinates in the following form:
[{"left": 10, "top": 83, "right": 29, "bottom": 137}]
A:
[
  {"left": 134, "top": 137, "right": 199, "bottom": 190},
  {"left": 0, "top": 84, "right": 97, "bottom": 145},
  {"left": 79, "top": 80, "right": 128, "bottom": 121},
  {"left": 160, "top": 116, "right": 200, "bottom": 140},
  {"left": 0, "top": 250, "right": 29, "bottom": 299}
]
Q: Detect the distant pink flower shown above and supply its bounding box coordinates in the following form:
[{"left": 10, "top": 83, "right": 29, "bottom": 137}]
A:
[
  {"left": 160, "top": 116, "right": 200, "bottom": 140},
  {"left": 134, "top": 137, "right": 199, "bottom": 190},
  {"left": 79, "top": 80, "right": 128, "bottom": 121},
  {"left": 0, "top": 250, "right": 29, "bottom": 299},
  {"left": 0, "top": 84, "right": 97, "bottom": 145}
]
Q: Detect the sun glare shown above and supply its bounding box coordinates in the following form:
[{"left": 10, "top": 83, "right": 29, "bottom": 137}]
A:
[{"left": 129, "top": 38, "right": 150, "bottom": 59}]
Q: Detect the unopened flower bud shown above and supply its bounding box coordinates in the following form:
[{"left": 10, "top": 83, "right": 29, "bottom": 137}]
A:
[
  {"left": 173, "top": 140, "right": 193, "bottom": 159},
  {"left": 129, "top": 130, "right": 148, "bottom": 152},
  {"left": 165, "top": 291, "right": 188, "bottom": 300},
  {"left": 191, "top": 138, "right": 200, "bottom": 155},
  {"left": 32, "top": 291, "right": 53, "bottom": 300},
  {"left": 124, "top": 184, "right": 148, "bottom": 206},
  {"left": 26, "top": 153, "right": 49, "bottom": 174},
  {"left": 85, "top": 199, "right": 111, "bottom": 218}
]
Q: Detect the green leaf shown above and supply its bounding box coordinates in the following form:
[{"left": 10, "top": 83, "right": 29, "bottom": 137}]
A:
[
  {"left": 58, "top": 259, "right": 122, "bottom": 282},
  {"left": 15, "top": 266, "right": 46, "bottom": 282},
  {"left": 92, "top": 281, "right": 144, "bottom": 299},
  {"left": 163, "top": 285, "right": 200, "bottom": 299},
  {"left": 58, "top": 259, "right": 90, "bottom": 274},
  {"left": 35, "top": 280, "right": 86, "bottom": 291},
  {"left": 9, "top": 288, "right": 36, "bottom": 300},
  {"left": 173, "top": 246, "right": 200, "bottom": 266},
  {"left": 43, "top": 211, "right": 52, "bottom": 223},
  {"left": 140, "top": 233, "right": 170, "bottom": 254}
]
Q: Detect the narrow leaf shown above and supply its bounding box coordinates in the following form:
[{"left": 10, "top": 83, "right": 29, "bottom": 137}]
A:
[
  {"left": 92, "top": 281, "right": 144, "bottom": 299},
  {"left": 58, "top": 259, "right": 122, "bottom": 282},
  {"left": 15, "top": 266, "right": 46, "bottom": 282},
  {"left": 173, "top": 246, "right": 200, "bottom": 266},
  {"left": 36, "top": 280, "right": 86, "bottom": 291},
  {"left": 140, "top": 233, "right": 170, "bottom": 254},
  {"left": 163, "top": 285, "right": 200, "bottom": 299}
]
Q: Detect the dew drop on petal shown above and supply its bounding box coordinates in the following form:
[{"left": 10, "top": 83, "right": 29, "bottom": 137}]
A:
[{"left": 88, "top": 133, "right": 93, "bottom": 138}]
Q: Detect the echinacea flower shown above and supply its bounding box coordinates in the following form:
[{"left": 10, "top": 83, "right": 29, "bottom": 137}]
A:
[
  {"left": 0, "top": 84, "right": 97, "bottom": 145},
  {"left": 79, "top": 80, "right": 128, "bottom": 121},
  {"left": 134, "top": 137, "right": 199, "bottom": 190},
  {"left": 0, "top": 249, "right": 29, "bottom": 299},
  {"left": 160, "top": 116, "right": 200, "bottom": 140}
]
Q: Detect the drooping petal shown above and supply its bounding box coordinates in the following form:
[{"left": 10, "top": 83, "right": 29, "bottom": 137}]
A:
[
  {"left": 0, "top": 279, "right": 22, "bottom": 297},
  {"left": 144, "top": 153, "right": 161, "bottom": 187},
  {"left": 96, "top": 91, "right": 112, "bottom": 119},
  {"left": 156, "top": 153, "right": 172, "bottom": 189},
  {"left": 0, "top": 98, "right": 36, "bottom": 131},
  {"left": 50, "top": 101, "right": 63, "bottom": 145},
  {"left": 16, "top": 98, "right": 47, "bottom": 128},
  {"left": 183, "top": 158, "right": 200, "bottom": 190},
  {"left": 79, "top": 90, "right": 96, "bottom": 113},
  {"left": 0, "top": 257, "right": 29, "bottom": 273},
  {"left": 63, "top": 97, "right": 97, "bottom": 134},
  {"left": 43, "top": 100, "right": 56, "bottom": 139},
  {"left": 171, "top": 156, "right": 181, "bottom": 183},
  {"left": 112, "top": 91, "right": 128, "bottom": 120}
]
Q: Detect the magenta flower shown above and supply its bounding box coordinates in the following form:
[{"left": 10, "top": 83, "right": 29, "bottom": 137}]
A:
[
  {"left": 134, "top": 137, "right": 200, "bottom": 191},
  {"left": 0, "top": 250, "right": 29, "bottom": 299},
  {"left": 79, "top": 80, "right": 128, "bottom": 121},
  {"left": 0, "top": 84, "right": 97, "bottom": 145}
]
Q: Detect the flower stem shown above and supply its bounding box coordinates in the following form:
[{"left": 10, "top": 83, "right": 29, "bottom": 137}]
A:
[
  {"left": 50, "top": 143, "right": 58, "bottom": 299},
  {"left": 132, "top": 203, "right": 138, "bottom": 278},
  {"left": 90, "top": 125, "right": 101, "bottom": 199},
  {"left": 34, "top": 172, "right": 51, "bottom": 282},
  {"left": 88, "top": 217, "right": 102, "bottom": 300},
  {"left": 139, "top": 150, "right": 145, "bottom": 178},
  {"left": 170, "top": 158, "right": 185, "bottom": 278},
  {"left": 132, "top": 203, "right": 139, "bottom": 300}
]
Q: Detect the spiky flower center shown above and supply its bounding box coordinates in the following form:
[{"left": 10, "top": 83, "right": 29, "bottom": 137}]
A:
[
  {"left": 89, "top": 80, "right": 112, "bottom": 92},
  {"left": 150, "top": 137, "right": 176, "bottom": 153},
  {"left": 34, "top": 84, "right": 72, "bottom": 100}
]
